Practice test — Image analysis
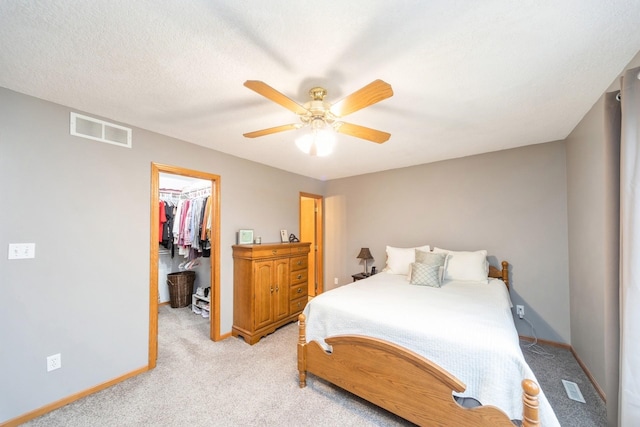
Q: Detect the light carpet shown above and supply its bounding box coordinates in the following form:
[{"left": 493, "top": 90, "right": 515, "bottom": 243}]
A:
[{"left": 24, "top": 305, "right": 606, "bottom": 426}]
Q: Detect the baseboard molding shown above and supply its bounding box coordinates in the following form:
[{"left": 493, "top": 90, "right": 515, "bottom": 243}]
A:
[
  {"left": 519, "top": 335, "right": 606, "bottom": 402},
  {"left": 570, "top": 346, "right": 607, "bottom": 402},
  {"left": 519, "top": 335, "right": 571, "bottom": 349},
  {"left": 1, "top": 365, "right": 148, "bottom": 427},
  {"left": 218, "top": 331, "right": 232, "bottom": 340}
]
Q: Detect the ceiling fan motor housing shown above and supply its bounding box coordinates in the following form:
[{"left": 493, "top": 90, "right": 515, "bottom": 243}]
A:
[
  {"left": 309, "top": 87, "right": 326, "bottom": 101},
  {"left": 302, "top": 88, "right": 334, "bottom": 125}
]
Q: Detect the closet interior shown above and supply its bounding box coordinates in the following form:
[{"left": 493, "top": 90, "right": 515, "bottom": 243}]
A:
[{"left": 158, "top": 173, "right": 212, "bottom": 320}]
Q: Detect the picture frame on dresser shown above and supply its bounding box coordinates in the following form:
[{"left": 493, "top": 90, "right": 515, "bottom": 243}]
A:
[
  {"left": 237, "top": 229, "right": 254, "bottom": 245},
  {"left": 280, "top": 229, "right": 288, "bottom": 243}
]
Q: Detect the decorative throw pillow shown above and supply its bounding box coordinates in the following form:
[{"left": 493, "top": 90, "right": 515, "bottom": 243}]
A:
[
  {"left": 383, "top": 245, "right": 431, "bottom": 275},
  {"left": 415, "top": 250, "right": 446, "bottom": 267},
  {"left": 409, "top": 263, "right": 441, "bottom": 287},
  {"left": 433, "top": 247, "right": 489, "bottom": 283},
  {"left": 415, "top": 250, "right": 447, "bottom": 283}
]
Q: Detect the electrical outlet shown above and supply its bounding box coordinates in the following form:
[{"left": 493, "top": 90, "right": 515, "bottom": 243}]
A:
[
  {"left": 516, "top": 305, "right": 525, "bottom": 319},
  {"left": 47, "top": 353, "right": 61, "bottom": 372},
  {"left": 334, "top": 277, "right": 339, "bottom": 285}
]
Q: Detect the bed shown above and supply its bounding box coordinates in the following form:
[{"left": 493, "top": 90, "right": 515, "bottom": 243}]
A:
[{"left": 297, "top": 246, "right": 560, "bottom": 426}]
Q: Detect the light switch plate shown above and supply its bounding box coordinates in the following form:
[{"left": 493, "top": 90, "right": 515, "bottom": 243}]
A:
[{"left": 8, "top": 243, "right": 36, "bottom": 259}]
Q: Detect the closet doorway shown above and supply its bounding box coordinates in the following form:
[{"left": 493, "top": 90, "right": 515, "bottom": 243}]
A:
[
  {"left": 300, "top": 192, "right": 323, "bottom": 297},
  {"left": 149, "top": 163, "right": 221, "bottom": 369}
]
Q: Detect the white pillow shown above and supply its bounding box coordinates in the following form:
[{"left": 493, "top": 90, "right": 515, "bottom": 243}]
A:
[
  {"left": 432, "top": 247, "right": 489, "bottom": 283},
  {"left": 383, "top": 245, "right": 430, "bottom": 275}
]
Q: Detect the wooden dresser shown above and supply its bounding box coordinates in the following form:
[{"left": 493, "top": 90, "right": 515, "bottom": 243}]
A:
[{"left": 232, "top": 242, "right": 310, "bottom": 344}]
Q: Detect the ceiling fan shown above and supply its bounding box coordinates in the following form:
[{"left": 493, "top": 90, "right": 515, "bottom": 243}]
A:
[{"left": 242, "top": 79, "right": 393, "bottom": 154}]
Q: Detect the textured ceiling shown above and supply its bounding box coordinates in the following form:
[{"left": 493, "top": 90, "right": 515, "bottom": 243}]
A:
[{"left": 1, "top": 1, "right": 639, "bottom": 180}]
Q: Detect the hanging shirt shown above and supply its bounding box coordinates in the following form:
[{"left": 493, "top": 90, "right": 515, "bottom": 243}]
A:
[
  {"left": 189, "top": 198, "right": 201, "bottom": 254},
  {"left": 173, "top": 199, "right": 184, "bottom": 243},
  {"left": 158, "top": 201, "right": 166, "bottom": 243},
  {"left": 162, "top": 201, "right": 174, "bottom": 250},
  {"left": 200, "top": 196, "right": 212, "bottom": 257},
  {"left": 178, "top": 199, "right": 190, "bottom": 246},
  {"left": 201, "top": 196, "right": 211, "bottom": 241},
  {"left": 177, "top": 199, "right": 191, "bottom": 257}
]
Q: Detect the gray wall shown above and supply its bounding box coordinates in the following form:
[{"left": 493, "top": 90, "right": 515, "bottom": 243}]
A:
[
  {"left": 0, "top": 88, "right": 325, "bottom": 422},
  {"left": 324, "top": 141, "right": 571, "bottom": 342},
  {"left": 565, "top": 53, "right": 640, "bottom": 427},
  {"left": 565, "top": 93, "right": 620, "bottom": 422}
]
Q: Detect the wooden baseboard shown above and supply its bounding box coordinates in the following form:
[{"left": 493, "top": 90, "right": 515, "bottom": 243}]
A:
[
  {"left": 1, "top": 365, "right": 148, "bottom": 427},
  {"left": 570, "top": 347, "right": 606, "bottom": 402},
  {"left": 519, "top": 335, "right": 606, "bottom": 402},
  {"left": 218, "top": 331, "right": 232, "bottom": 340},
  {"left": 519, "top": 335, "right": 571, "bottom": 349}
]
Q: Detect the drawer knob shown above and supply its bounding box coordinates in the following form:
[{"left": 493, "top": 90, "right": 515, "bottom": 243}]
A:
[
  {"left": 297, "top": 288, "right": 302, "bottom": 293},
  {"left": 297, "top": 302, "right": 302, "bottom": 307},
  {"left": 297, "top": 261, "right": 302, "bottom": 265},
  {"left": 297, "top": 274, "right": 302, "bottom": 279},
  {"left": 272, "top": 250, "right": 277, "bottom": 255}
]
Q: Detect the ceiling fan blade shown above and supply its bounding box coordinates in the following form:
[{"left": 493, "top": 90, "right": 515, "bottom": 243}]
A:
[
  {"left": 244, "top": 80, "right": 308, "bottom": 115},
  {"left": 330, "top": 80, "right": 393, "bottom": 117},
  {"left": 243, "top": 124, "right": 301, "bottom": 138},
  {"left": 335, "top": 122, "right": 390, "bottom": 143}
]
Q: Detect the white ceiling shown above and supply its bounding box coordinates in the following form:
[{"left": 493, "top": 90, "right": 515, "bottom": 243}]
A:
[{"left": 1, "top": 1, "right": 639, "bottom": 180}]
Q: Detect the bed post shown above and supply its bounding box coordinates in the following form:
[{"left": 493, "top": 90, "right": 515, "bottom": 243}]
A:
[
  {"left": 521, "top": 379, "right": 540, "bottom": 427},
  {"left": 501, "top": 260, "right": 509, "bottom": 290},
  {"left": 298, "top": 313, "right": 307, "bottom": 388}
]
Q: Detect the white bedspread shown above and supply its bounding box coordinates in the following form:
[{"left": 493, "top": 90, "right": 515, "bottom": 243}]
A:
[{"left": 303, "top": 272, "right": 560, "bottom": 426}]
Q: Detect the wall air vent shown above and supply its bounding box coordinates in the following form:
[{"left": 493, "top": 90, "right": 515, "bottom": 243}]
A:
[{"left": 70, "top": 112, "right": 132, "bottom": 148}]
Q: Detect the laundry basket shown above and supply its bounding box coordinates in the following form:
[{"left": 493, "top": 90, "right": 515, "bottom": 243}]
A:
[{"left": 167, "top": 271, "right": 196, "bottom": 308}]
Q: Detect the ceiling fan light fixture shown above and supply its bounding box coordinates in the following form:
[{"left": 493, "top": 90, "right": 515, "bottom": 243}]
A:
[{"left": 295, "top": 129, "right": 335, "bottom": 157}]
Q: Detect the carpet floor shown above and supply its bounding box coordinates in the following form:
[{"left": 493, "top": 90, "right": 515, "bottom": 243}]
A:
[{"left": 24, "top": 305, "right": 606, "bottom": 426}]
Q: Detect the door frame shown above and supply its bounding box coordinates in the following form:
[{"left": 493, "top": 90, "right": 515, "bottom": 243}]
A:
[
  {"left": 149, "top": 162, "right": 221, "bottom": 369},
  {"left": 299, "top": 192, "right": 324, "bottom": 296}
]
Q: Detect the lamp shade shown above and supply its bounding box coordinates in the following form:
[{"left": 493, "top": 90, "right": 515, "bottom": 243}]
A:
[
  {"left": 357, "top": 247, "right": 373, "bottom": 260},
  {"left": 295, "top": 118, "right": 335, "bottom": 156}
]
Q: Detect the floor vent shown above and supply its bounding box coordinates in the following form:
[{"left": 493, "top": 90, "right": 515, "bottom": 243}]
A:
[
  {"left": 562, "top": 379, "right": 586, "bottom": 403},
  {"left": 70, "top": 112, "right": 132, "bottom": 148}
]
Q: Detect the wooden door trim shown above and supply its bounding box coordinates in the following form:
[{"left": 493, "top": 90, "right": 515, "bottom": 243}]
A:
[
  {"left": 150, "top": 162, "right": 221, "bottom": 370},
  {"left": 299, "top": 192, "right": 323, "bottom": 295}
]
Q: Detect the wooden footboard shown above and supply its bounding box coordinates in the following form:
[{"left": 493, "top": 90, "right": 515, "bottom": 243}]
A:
[{"left": 298, "top": 314, "right": 539, "bottom": 427}]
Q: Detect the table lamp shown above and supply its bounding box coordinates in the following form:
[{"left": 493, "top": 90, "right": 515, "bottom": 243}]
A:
[{"left": 357, "top": 247, "right": 373, "bottom": 275}]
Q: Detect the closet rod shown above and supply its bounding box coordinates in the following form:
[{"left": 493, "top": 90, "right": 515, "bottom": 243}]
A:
[
  {"left": 181, "top": 186, "right": 211, "bottom": 198},
  {"left": 159, "top": 188, "right": 182, "bottom": 194}
]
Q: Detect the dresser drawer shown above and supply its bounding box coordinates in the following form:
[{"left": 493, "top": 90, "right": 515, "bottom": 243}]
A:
[
  {"left": 250, "top": 247, "right": 292, "bottom": 258},
  {"left": 290, "top": 255, "right": 308, "bottom": 271},
  {"left": 290, "top": 282, "right": 308, "bottom": 299},
  {"left": 290, "top": 268, "right": 307, "bottom": 285},
  {"left": 291, "top": 244, "right": 310, "bottom": 255},
  {"left": 290, "top": 296, "right": 307, "bottom": 314}
]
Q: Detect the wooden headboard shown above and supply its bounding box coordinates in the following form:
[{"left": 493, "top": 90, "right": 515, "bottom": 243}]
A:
[{"left": 488, "top": 260, "right": 509, "bottom": 290}]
